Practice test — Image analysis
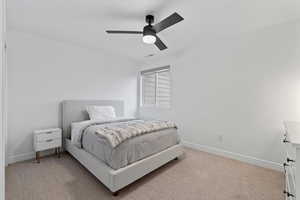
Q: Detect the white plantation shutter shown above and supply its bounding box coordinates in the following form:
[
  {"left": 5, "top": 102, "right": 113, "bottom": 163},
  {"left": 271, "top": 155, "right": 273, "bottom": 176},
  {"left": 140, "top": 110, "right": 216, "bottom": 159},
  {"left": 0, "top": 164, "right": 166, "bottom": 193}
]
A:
[
  {"left": 141, "top": 66, "right": 171, "bottom": 108},
  {"left": 142, "top": 73, "right": 156, "bottom": 106},
  {"left": 157, "top": 70, "right": 171, "bottom": 107}
]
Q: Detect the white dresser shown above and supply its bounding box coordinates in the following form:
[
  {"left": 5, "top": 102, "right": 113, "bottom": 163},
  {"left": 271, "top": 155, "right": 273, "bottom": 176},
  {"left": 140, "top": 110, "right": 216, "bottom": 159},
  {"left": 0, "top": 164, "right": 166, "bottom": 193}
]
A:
[{"left": 283, "top": 121, "right": 300, "bottom": 199}]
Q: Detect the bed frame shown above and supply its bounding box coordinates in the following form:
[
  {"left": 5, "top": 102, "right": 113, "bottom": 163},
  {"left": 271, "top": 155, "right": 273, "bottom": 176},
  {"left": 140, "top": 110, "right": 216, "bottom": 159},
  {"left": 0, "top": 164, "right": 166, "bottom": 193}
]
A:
[{"left": 62, "top": 100, "right": 183, "bottom": 195}]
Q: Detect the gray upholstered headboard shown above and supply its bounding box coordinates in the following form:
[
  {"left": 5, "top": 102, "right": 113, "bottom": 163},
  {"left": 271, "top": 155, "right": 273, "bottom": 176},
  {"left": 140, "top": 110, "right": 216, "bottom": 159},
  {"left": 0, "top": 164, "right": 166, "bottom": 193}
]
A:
[{"left": 62, "top": 100, "right": 124, "bottom": 140}]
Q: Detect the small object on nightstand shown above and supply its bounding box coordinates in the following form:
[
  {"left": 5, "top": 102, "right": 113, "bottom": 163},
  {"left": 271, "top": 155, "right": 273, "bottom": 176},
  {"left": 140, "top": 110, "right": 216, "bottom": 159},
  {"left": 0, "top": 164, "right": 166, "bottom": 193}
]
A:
[{"left": 33, "top": 128, "right": 62, "bottom": 163}]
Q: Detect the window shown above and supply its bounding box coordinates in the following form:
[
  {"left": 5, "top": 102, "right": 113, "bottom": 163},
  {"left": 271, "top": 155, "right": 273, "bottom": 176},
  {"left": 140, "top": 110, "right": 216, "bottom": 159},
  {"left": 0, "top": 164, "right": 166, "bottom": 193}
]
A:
[{"left": 140, "top": 66, "right": 171, "bottom": 108}]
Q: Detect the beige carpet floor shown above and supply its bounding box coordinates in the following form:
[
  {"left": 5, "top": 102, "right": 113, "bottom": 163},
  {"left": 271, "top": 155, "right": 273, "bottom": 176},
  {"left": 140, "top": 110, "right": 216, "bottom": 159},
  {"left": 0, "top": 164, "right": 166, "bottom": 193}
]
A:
[{"left": 6, "top": 148, "right": 284, "bottom": 200}]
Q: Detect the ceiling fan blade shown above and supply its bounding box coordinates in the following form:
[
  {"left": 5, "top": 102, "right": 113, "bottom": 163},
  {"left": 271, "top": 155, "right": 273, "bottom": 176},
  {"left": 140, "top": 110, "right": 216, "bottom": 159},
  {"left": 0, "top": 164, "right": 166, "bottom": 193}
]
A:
[
  {"left": 106, "top": 30, "right": 142, "bottom": 34},
  {"left": 153, "top": 12, "right": 184, "bottom": 33},
  {"left": 155, "top": 36, "right": 167, "bottom": 50}
]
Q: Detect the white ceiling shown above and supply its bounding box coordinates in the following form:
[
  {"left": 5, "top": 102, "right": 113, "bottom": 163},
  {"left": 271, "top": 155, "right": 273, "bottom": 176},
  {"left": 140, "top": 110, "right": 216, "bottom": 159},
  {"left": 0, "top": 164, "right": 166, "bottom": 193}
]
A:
[{"left": 7, "top": 0, "right": 300, "bottom": 61}]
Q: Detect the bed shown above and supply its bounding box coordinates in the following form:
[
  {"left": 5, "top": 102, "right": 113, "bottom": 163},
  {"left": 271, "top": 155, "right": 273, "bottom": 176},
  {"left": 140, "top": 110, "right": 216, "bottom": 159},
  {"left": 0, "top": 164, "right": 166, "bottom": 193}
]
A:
[{"left": 62, "top": 100, "right": 183, "bottom": 195}]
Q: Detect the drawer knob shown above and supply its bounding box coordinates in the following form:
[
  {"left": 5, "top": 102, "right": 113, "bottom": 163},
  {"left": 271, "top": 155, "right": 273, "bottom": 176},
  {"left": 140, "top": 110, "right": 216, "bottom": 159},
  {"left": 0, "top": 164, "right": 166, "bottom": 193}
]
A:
[
  {"left": 283, "top": 138, "right": 290, "bottom": 143},
  {"left": 284, "top": 190, "right": 295, "bottom": 197},
  {"left": 287, "top": 157, "right": 295, "bottom": 163},
  {"left": 46, "top": 139, "right": 53, "bottom": 142}
]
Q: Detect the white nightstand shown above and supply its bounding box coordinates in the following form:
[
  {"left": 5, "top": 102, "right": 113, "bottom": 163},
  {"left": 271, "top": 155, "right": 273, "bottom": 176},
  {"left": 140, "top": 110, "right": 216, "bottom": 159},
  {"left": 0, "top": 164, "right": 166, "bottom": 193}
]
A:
[{"left": 33, "top": 128, "right": 62, "bottom": 163}]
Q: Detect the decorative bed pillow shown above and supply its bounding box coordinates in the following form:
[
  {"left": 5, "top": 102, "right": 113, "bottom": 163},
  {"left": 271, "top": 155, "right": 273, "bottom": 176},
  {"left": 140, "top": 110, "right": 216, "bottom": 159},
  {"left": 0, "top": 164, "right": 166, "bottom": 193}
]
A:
[{"left": 86, "top": 106, "right": 116, "bottom": 120}]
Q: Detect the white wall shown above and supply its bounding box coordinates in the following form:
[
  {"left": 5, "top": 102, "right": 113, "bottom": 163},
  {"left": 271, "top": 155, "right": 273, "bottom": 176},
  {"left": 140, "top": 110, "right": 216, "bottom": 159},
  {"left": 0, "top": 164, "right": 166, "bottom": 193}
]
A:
[
  {"left": 7, "top": 30, "right": 139, "bottom": 163},
  {"left": 139, "top": 20, "right": 300, "bottom": 168},
  {"left": 0, "top": 0, "right": 5, "bottom": 198},
  {"left": 7, "top": 16, "right": 300, "bottom": 171}
]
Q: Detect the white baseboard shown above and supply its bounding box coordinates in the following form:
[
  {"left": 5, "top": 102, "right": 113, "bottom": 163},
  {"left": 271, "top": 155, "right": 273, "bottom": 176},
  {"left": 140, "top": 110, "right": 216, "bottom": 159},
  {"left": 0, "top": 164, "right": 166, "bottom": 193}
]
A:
[
  {"left": 182, "top": 141, "right": 283, "bottom": 172},
  {"left": 7, "top": 150, "right": 56, "bottom": 165},
  {"left": 7, "top": 151, "right": 35, "bottom": 164},
  {"left": 8, "top": 142, "right": 283, "bottom": 171}
]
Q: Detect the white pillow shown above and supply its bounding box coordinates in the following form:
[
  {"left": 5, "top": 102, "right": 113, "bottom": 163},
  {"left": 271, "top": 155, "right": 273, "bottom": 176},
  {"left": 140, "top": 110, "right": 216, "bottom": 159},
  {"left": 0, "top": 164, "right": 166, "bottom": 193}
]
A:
[{"left": 86, "top": 106, "right": 116, "bottom": 120}]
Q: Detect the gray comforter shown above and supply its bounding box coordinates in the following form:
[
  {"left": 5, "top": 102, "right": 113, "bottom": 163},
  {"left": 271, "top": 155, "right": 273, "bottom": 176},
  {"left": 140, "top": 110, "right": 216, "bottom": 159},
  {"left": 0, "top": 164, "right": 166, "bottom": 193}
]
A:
[{"left": 81, "top": 120, "right": 180, "bottom": 170}]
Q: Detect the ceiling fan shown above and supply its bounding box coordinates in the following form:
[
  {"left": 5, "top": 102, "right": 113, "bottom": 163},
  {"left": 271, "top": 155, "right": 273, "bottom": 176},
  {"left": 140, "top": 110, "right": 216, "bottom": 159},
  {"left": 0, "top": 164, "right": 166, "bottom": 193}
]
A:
[{"left": 106, "top": 12, "right": 184, "bottom": 51}]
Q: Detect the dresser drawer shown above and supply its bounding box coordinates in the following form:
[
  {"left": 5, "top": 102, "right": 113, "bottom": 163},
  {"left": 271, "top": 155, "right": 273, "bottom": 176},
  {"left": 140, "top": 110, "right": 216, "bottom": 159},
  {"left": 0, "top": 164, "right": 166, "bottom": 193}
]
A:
[
  {"left": 284, "top": 136, "right": 296, "bottom": 161},
  {"left": 35, "top": 138, "right": 61, "bottom": 151},
  {"left": 35, "top": 130, "right": 61, "bottom": 142},
  {"left": 285, "top": 164, "right": 296, "bottom": 199}
]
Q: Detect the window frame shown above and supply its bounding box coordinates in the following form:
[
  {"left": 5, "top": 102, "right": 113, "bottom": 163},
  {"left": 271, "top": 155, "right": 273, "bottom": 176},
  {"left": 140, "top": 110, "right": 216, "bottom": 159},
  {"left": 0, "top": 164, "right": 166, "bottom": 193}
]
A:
[{"left": 140, "top": 66, "right": 171, "bottom": 108}]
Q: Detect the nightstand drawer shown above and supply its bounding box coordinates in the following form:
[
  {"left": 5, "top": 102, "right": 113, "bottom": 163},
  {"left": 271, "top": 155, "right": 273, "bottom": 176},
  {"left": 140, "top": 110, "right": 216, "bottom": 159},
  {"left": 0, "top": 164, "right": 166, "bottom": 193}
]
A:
[
  {"left": 35, "top": 131, "right": 61, "bottom": 142},
  {"left": 35, "top": 138, "right": 61, "bottom": 151}
]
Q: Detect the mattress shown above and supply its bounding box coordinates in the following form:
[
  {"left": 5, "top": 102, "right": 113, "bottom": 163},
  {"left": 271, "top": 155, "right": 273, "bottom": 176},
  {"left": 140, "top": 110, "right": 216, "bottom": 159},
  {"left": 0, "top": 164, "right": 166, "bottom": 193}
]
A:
[{"left": 81, "top": 126, "right": 180, "bottom": 170}]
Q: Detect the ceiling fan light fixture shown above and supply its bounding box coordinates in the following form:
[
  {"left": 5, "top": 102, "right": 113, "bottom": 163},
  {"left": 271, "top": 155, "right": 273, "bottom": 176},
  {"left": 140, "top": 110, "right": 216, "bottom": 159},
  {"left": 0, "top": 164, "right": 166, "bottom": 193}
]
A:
[
  {"left": 142, "top": 25, "right": 156, "bottom": 44},
  {"left": 143, "top": 35, "right": 156, "bottom": 44},
  {"left": 106, "top": 12, "right": 184, "bottom": 50}
]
